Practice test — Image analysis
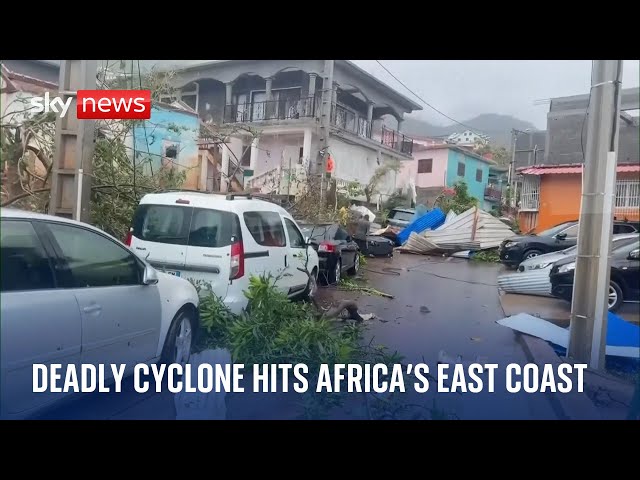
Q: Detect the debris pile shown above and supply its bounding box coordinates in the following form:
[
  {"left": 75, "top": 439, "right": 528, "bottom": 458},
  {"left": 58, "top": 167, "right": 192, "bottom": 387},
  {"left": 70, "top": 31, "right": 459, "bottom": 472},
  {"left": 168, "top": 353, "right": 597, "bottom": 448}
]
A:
[{"left": 399, "top": 206, "right": 514, "bottom": 255}]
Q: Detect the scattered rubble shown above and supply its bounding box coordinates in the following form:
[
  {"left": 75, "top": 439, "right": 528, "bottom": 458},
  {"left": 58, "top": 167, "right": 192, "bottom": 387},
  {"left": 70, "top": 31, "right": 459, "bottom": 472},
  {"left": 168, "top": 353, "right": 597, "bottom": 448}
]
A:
[{"left": 399, "top": 206, "right": 515, "bottom": 256}]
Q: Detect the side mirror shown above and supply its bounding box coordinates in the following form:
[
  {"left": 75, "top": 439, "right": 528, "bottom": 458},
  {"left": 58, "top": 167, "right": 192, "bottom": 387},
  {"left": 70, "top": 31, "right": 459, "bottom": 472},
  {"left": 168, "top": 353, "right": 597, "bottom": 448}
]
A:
[
  {"left": 143, "top": 264, "right": 159, "bottom": 285},
  {"left": 346, "top": 235, "right": 352, "bottom": 242},
  {"left": 305, "top": 236, "right": 311, "bottom": 245},
  {"left": 629, "top": 249, "right": 640, "bottom": 260},
  {"left": 556, "top": 233, "right": 567, "bottom": 240}
]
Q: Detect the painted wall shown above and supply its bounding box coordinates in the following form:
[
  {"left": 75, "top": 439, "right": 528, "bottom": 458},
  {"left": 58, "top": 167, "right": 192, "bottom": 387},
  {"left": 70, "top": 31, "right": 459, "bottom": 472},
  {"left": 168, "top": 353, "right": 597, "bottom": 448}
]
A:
[
  {"left": 132, "top": 105, "right": 200, "bottom": 189},
  {"left": 530, "top": 171, "right": 640, "bottom": 233},
  {"left": 397, "top": 149, "right": 448, "bottom": 189},
  {"left": 253, "top": 133, "right": 308, "bottom": 176},
  {"left": 446, "top": 149, "right": 490, "bottom": 208},
  {"left": 328, "top": 137, "right": 398, "bottom": 198}
]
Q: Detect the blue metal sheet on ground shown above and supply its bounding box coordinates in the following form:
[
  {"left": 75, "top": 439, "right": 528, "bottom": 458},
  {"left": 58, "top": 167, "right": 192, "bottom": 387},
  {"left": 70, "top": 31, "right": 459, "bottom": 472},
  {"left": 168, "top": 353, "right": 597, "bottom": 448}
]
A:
[{"left": 397, "top": 208, "right": 446, "bottom": 245}]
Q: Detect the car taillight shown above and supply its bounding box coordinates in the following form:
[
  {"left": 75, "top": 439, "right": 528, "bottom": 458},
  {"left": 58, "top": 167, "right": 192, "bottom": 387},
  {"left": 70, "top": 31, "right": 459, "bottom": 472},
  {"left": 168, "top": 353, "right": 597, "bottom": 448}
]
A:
[
  {"left": 318, "top": 242, "right": 336, "bottom": 253},
  {"left": 124, "top": 228, "right": 133, "bottom": 246},
  {"left": 230, "top": 239, "right": 244, "bottom": 280}
]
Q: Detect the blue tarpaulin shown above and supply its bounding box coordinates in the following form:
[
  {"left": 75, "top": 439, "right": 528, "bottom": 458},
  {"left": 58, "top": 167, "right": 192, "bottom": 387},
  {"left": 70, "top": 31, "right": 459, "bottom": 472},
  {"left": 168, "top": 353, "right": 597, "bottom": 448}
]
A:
[{"left": 396, "top": 208, "right": 446, "bottom": 245}]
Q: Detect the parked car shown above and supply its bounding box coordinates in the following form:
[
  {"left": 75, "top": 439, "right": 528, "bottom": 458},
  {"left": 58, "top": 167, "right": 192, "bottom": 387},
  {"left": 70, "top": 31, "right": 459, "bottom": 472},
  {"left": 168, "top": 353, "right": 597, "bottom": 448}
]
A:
[
  {"left": 499, "top": 220, "right": 639, "bottom": 268},
  {"left": 550, "top": 236, "right": 640, "bottom": 311},
  {"left": 518, "top": 232, "right": 640, "bottom": 272},
  {"left": 299, "top": 223, "right": 359, "bottom": 284},
  {"left": 386, "top": 208, "right": 415, "bottom": 229},
  {"left": 1, "top": 208, "right": 200, "bottom": 419},
  {"left": 127, "top": 191, "right": 319, "bottom": 314},
  {"left": 498, "top": 233, "right": 640, "bottom": 297}
]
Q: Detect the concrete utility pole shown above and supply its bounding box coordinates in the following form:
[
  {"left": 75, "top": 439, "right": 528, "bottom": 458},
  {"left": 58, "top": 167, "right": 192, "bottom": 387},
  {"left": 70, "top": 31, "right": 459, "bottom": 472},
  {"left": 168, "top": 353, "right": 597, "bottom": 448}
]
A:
[
  {"left": 568, "top": 60, "right": 624, "bottom": 369},
  {"left": 48, "top": 60, "right": 98, "bottom": 222},
  {"left": 317, "top": 60, "right": 335, "bottom": 209}
]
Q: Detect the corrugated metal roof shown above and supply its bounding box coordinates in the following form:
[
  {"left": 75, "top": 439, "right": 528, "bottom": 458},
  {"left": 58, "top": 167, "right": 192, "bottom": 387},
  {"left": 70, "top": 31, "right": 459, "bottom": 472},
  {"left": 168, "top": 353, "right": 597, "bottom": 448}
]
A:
[{"left": 521, "top": 164, "right": 640, "bottom": 175}]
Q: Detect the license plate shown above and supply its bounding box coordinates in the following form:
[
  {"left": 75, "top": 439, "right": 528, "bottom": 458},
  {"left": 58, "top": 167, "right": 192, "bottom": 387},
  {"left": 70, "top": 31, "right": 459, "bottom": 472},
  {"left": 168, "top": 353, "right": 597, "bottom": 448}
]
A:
[{"left": 165, "top": 270, "right": 181, "bottom": 277}]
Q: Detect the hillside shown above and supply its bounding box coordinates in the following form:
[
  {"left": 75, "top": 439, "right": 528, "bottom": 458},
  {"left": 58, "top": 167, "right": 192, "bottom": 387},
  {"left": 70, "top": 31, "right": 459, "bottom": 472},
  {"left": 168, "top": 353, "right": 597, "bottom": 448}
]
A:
[{"left": 402, "top": 114, "right": 538, "bottom": 148}]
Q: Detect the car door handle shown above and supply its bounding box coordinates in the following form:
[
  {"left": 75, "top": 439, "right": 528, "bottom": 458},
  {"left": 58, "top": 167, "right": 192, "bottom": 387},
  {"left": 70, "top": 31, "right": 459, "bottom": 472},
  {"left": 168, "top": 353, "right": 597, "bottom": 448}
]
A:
[
  {"left": 83, "top": 305, "right": 102, "bottom": 314},
  {"left": 284, "top": 255, "right": 288, "bottom": 267}
]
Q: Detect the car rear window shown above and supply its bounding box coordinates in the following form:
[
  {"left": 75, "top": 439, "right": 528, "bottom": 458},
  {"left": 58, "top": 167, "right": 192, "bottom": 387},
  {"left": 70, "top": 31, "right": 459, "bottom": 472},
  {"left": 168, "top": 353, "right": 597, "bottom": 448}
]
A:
[{"left": 132, "top": 204, "right": 238, "bottom": 248}]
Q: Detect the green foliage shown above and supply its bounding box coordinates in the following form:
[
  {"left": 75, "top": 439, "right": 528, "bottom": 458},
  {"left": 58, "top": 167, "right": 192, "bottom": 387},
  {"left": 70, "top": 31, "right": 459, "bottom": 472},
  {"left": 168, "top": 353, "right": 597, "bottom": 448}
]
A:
[
  {"left": 471, "top": 248, "right": 500, "bottom": 263},
  {"left": 437, "top": 180, "right": 478, "bottom": 214},
  {"left": 363, "top": 161, "right": 401, "bottom": 204},
  {"left": 384, "top": 189, "right": 410, "bottom": 211}
]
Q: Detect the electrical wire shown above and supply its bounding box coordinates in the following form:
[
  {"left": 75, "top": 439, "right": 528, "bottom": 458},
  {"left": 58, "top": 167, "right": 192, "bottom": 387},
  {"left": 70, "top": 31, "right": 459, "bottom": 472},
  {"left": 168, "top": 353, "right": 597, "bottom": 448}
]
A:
[{"left": 374, "top": 60, "right": 486, "bottom": 134}]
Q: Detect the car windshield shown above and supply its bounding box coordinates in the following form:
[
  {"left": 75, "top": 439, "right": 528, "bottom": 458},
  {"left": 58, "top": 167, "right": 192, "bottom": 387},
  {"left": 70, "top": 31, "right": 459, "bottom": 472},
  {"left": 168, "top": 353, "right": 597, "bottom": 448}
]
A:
[
  {"left": 390, "top": 210, "right": 414, "bottom": 222},
  {"left": 537, "top": 222, "right": 575, "bottom": 237}
]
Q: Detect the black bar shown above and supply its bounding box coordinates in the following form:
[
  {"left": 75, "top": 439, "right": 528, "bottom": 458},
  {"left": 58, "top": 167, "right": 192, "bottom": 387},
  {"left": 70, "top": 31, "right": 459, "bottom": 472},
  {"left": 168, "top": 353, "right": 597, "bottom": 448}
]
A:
[{"left": 245, "top": 251, "right": 269, "bottom": 259}]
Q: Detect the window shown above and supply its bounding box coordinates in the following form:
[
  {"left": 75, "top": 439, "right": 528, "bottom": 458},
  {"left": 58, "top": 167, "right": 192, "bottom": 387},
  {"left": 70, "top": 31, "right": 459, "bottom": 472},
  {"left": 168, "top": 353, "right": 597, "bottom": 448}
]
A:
[
  {"left": 240, "top": 144, "right": 251, "bottom": 167},
  {"left": 476, "top": 168, "right": 483, "bottom": 182},
  {"left": 162, "top": 140, "right": 180, "bottom": 168},
  {"left": 418, "top": 158, "right": 433, "bottom": 174},
  {"left": 47, "top": 223, "right": 141, "bottom": 288},
  {"left": 1, "top": 220, "right": 55, "bottom": 292},
  {"left": 615, "top": 180, "right": 640, "bottom": 221},
  {"left": 457, "top": 162, "right": 465, "bottom": 176},
  {"left": 284, "top": 218, "right": 306, "bottom": 248},
  {"left": 613, "top": 224, "right": 636, "bottom": 234},
  {"left": 560, "top": 224, "right": 579, "bottom": 238},
  {"left": 334, "top": 227, "right": 350, "bottom": 241},
  {"left": 132, "top": 205, "right": 237, "bottom": 248},
  {"left": 520, "top": 175, "right": 540, "bottom": 211},
  {"left": 243, "top": 211, "right": 286, "bottom": 247}
]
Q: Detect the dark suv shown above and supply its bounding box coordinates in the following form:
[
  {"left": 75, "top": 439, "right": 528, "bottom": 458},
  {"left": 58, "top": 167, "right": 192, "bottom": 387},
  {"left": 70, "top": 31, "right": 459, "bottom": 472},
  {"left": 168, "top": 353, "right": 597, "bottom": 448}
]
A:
[
  {"left": 550, "top": 236, "right": 639, "bottom": 312},
  {"left": 499, "top": 220, "right": 639, "bottom": 269}
]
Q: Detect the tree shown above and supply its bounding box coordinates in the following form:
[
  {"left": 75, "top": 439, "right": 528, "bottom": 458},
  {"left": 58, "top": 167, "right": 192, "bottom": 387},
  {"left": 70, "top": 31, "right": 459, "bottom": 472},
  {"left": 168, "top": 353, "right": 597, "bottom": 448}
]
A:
[
  {"left": 363, "top": 160, "right": 400, "bottom": 205},
  {"left": 473, "top": 139, "right": 510, "bottom": 167},
  {"left": 436, "top": 180, "right": 478, "bottom": 214}
]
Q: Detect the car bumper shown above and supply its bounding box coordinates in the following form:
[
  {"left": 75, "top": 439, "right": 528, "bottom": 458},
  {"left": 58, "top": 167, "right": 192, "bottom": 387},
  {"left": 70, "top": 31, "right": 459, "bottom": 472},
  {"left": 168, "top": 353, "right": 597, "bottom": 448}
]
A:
[
  {"left": 499, "top": 247, "right": 524, "bottom": 266},
  {"left": 550, "top": 272, "right": 574, "bottom": 301}
]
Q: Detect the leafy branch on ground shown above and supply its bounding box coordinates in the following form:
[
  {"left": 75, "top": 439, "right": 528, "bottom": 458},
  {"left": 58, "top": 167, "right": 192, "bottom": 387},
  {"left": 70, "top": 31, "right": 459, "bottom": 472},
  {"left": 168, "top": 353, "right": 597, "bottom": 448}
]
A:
[
  {"left": 471, "top": 248, "right": 500, "bottom": 263},
  {"left": 193, "top": 274, "right": 454, "bottom": 419}
]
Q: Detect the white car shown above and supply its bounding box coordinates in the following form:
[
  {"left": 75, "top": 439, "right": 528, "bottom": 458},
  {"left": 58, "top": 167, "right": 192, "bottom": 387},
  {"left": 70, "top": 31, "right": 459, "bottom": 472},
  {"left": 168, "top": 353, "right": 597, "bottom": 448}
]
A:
[
  {"left": 127, "top": 191, "right": 320, "bottom": 314},
  {"left": 0, "top": 208, "right": 199, "bottom": 419}
]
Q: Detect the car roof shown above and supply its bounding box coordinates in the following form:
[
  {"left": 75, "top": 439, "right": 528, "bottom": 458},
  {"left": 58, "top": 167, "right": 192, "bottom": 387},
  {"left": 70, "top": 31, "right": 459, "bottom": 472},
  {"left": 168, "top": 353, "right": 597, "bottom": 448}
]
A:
[
  {"left": 1, "top": 208, "right": 125, "bottom": 244},
  {"left": 139, "top": 191, "right": 292, "bottom": 217}
]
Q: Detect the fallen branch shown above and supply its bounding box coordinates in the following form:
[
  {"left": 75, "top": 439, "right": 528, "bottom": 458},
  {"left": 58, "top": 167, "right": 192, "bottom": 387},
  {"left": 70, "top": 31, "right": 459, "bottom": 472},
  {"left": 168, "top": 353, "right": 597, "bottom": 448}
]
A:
[
  {"left": 338, "top": 280, "right": 394, "bottom": 299},
  {"left": 321, "top": 300, "right": 364, "bottom": 322}
]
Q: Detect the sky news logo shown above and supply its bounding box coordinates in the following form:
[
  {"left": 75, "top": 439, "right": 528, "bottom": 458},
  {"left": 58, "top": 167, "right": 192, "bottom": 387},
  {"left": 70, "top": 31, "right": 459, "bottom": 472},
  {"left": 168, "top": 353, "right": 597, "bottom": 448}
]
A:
[{"left": 30, "top": 90, "right": 151, "bottom": 119}]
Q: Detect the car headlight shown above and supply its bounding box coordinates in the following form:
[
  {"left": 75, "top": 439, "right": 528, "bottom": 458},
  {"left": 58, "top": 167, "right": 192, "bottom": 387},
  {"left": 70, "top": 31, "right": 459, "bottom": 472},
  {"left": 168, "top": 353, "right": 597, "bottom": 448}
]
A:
[
  {"left": 531, "top": 262, "right": 551, "bottom": 270},
  {"left": 504, "top": 241, "right": 519, "bottom": 248},
  {"left": 557, "top": 261, "right": 576, "bottom": 274}
]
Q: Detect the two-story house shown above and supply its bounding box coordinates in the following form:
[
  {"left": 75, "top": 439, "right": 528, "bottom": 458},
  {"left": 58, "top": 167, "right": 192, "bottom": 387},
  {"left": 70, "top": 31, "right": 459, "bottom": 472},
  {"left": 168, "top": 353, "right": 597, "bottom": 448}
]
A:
[
  {"left": 397, "top": 144, "right": 497, "bottom": 209},
  {"left": 447, "top": 130, "right": 489, "bottom": 147},
  {"left": 167, "top": 60, "right": 422, "bottom": 200}
]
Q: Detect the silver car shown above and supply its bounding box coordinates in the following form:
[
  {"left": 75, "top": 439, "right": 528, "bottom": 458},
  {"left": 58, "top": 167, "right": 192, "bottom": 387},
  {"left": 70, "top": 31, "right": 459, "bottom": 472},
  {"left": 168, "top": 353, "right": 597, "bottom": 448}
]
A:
[
  {"left": 0, "top": 209, "right": 200, "bottom": 419},
  {"left": 499, "top": 233, "right": 639, "bottom": 296}
]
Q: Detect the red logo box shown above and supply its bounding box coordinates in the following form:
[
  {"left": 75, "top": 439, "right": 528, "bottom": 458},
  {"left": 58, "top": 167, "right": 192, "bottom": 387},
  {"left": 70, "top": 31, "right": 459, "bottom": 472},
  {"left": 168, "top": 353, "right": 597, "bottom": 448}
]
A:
[{"left": 76, "top": 90, "right": 151, "bottom": 119}]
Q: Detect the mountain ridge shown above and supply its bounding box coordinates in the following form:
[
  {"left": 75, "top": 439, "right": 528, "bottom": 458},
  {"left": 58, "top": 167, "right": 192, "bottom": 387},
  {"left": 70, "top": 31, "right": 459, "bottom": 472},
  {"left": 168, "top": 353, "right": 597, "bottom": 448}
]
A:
[{"left": 402, "top": 113, "right": 539, "bottom": 148}]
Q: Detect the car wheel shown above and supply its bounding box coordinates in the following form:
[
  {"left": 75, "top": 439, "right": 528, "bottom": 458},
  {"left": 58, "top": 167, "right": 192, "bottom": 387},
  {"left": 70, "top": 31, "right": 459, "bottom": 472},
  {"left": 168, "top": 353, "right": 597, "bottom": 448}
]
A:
[
  {"left": 608, "top": 280, "right": 624, "bottom": 312},
  {"left": 161, "top": 310, "right": 195, "bottom": 365},
  {"left": 303, "top": 268, "right": 318, "bottom": 300},
  {"left": 330, "top": 259, "right": 342, "bottom": 284},
  {"left": 348, "top": 253, "right": 360, "bottom": 275},
  {"left": 523, "top": 249, "right": 543, "bottom": 260}
]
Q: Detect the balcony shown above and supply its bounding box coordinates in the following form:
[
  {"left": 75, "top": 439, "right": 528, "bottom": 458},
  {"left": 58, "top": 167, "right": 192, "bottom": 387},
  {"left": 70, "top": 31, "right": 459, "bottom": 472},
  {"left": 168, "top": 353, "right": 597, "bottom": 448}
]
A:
[
  {"left": 484, "top": 185, "right": 503, "bottom": 202},
  {"left": 332, "top": 104, "right": 414, "bottom": 156},
  {"left": 223, "top": 96, "right": 318, "bottom": 124}
]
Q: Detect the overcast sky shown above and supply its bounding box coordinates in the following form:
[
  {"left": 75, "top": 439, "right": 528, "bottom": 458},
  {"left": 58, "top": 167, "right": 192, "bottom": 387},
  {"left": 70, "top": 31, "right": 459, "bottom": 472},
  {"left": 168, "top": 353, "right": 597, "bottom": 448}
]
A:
[
  {"left": 352, "top": 60, "right": 640, "bottom": 129},
  {"left": 144, "top": 60, "right": 639, "bottom": 130}
]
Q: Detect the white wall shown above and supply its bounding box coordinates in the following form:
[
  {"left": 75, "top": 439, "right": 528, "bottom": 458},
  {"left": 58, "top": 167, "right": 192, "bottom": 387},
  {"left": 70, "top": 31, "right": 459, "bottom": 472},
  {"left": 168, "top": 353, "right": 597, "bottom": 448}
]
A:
[
  {"left": 254, "top": 133, "right": 307, "bottom": 175},
  {"left": 328, "top": 137, "right": 400, "bottom": 202}
]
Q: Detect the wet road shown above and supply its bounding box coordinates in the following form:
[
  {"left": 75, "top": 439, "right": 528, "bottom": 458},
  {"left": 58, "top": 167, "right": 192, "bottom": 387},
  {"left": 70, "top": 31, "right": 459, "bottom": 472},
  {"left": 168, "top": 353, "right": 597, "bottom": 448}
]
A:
[
  {"left": 314, "top": 253, "right": 558, "bottom": 420},
  {"left": 40, "top": 253, "right": 560, "bottom": 420}
]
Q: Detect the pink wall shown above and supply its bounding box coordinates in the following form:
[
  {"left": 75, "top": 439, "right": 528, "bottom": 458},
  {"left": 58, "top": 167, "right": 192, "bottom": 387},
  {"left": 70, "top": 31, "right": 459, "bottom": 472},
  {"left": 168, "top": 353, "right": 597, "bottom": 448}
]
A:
[{"left": 397, "top": 148, "right": 449, "bottom": 188}]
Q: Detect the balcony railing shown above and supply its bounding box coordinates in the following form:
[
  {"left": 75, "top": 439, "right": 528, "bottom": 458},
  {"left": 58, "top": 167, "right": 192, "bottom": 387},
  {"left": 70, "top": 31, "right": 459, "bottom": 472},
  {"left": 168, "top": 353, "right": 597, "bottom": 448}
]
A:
[
  {"left": 223, "top": 96, "right": 317, "bottom": 123},
  {"left": 380, "top": 125, "right": 414, "bottom": 155},
  {"left": 484, "top": 185, "right": 502, "bottom": 202}
]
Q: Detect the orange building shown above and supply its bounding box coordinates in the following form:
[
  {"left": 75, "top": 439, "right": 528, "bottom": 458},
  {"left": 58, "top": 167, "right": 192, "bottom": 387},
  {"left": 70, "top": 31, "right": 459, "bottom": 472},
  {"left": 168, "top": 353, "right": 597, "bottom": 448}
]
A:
[{"left": 517, "top": 164, "right": 640, "bottom": 233}]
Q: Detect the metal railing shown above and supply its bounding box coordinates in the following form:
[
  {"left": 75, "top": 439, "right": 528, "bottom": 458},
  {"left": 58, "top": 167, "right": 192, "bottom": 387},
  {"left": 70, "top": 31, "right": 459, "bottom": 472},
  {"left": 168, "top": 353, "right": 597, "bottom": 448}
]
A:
[
  {"left": 223, "top": 96, "right": 317, "bottom": 123},
  {"left": 380, "top": 125, "right": 414, "bottom": 155},
  {"left": 615, "top": 179, "right": 640, "bottom": 220},
  {"left": 484, "top": 185, "right": 503, "bottom": 202}
]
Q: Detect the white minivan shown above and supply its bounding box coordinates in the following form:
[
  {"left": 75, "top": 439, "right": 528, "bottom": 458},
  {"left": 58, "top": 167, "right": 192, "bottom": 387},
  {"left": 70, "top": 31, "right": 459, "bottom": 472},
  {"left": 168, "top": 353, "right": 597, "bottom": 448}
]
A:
[{"left": 126, "top": 191, "right": 319, "bottom": 314}]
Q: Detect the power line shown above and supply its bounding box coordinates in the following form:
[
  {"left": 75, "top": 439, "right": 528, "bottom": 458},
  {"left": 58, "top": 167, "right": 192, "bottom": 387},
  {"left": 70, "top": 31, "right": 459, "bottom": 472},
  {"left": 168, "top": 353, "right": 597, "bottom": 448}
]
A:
[{"left": 374, "top": 60, "right": 486, "bottom": 134}]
